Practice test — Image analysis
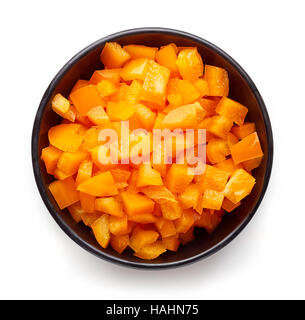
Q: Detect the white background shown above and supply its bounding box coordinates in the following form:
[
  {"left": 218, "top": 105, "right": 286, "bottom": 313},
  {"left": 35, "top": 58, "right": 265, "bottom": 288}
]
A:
[{"left": 0, "top": 0, "right": 304, "bottom": 300}]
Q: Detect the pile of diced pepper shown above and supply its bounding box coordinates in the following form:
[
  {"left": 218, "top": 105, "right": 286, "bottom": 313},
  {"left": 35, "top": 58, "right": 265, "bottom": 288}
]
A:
[{"left": 41, "top": 42, "right": 264, "bottom": 260}]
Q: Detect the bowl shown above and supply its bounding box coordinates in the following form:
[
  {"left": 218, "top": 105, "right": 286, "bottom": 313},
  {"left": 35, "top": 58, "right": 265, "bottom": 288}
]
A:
[{"left": 32, "top": 27, "right": 273, "bottom": 269}]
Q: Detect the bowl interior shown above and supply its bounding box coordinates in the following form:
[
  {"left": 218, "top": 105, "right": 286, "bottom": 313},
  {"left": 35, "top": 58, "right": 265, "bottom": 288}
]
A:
[{"left": 33, "top": 29, "right": 272, "bottom": 267}]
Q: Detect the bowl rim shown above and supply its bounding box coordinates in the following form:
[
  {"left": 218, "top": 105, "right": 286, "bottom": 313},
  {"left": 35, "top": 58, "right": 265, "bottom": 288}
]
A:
[{"left": 32, "top": 27, "right": 273, "bottom": 269}]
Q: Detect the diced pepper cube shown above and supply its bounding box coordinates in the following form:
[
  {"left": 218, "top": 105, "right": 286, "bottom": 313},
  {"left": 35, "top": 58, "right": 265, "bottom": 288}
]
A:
[
  {"left": 120, "top": 192, "right": 155, "bottom": 216},
  {"left": 52, "top": 93, "right": 70, "bottom": 115},
  {"left": 100, "top": 42, "right": 130, "bottom": 68},
  {"left": 120, "top": 58, "right": 149, "bottom": 81},
  {"left": 140, "top": 61, "right": 170, "bottom": 106},
  {"left": 174, "top": 209, "right": 195, "bottom": 233},
  {"left": 41, "top": 145, "right": 63, "bottom": 175},
  {"left": 205, "top": 65, "right": 229, "bottom": 97},
  {"left": 224, "top": 169, "right": 256, "bottom": 203},
  {"left": 216, "top": 97, "right": 248, "bottom": 126},
  {"left": 79, "top": 192, "right": 96, "bottom": 213},
  {"left": 57, "top": 150, "right": 87, "bottom": 175},
  {"left": 136, "top": 163, "right": 163, "bottom": 187},
  {"left": 201, "top": 189, "right": 224, "bottom": 210},
  {"left": 198, "top": 164, "right": 230, "bottom": 192},
  {"left": 231, "top": 122, "right": 256, "bottom": 139},
  {"left": 109, "top": 215, "right": 128, "bottom": 235},
  {"left": 155, "top": 218, "right": 176, "bottom": 238},
  {"left": 207, "top": 138, "right": 230, "bottom": 164},
  {"left": 110, "top": 234, "right": 129, "bottom": 254},
  {"left": 134, "top": 241, "right": 166, "bottom": 260},
  {"left": 89, "top": 69, "right": 121, "bottom": 85},
  {"left": 165, "top": 164, "right": 194, "bottom": 193},
  {"left": 95, "top": 196, "right": 124, "bottom": 217},
  {"left": 156, "top": 44, "right": 179, "bottom": 76},
  {"left": 49, "top": 177, "right": 79, "bottom": 209},
  {"left": 123, "top": 44, "right": 158, "bottom": 60},
  {"left": 48, "top": 123, "right": 86, "bottom": 152},
  {"left": 231, "top": 132, "right": 263, "bottom": 164},
  {"left": 129, "top": 226, "right": 159, "bottom": 252},
  {"left": 70, "top": 85, "right": 105, "bottom": 115},
  {"left": 91, "top": 214, "right": 111, "bottom": 248},
  {"left": 162, "top": 236, "right": 180, "bottom": 252},
  {"left": 77, "top": 171, "right": 118, "bottom": 197},
  {"left": 176, "top": 48, "right": 204, "bottom": 82}
]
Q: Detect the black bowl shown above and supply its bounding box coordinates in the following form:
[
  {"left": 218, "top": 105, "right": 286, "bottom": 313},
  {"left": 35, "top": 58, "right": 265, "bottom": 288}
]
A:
[{"left": 32, "top": 27, "right": 273, "bottom": 269}]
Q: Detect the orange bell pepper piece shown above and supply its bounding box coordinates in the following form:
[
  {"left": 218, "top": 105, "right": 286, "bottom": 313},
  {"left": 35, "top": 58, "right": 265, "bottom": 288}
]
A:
[
  {"left": 180, "top": 227, "right": 195, "bottom": 245},
  {"left": 70, "top": 80, "right": 89, "bottom": 94},
  {"left": 52, "top": 93, "right": 70, "bottom": 115},
  {"left": 120, "top": 58, "right": 149, "bottom": 81},
  {"left": 156, "top": 44, "right": 179, "bottom": 77},
  {"left": 162, "top": 236, "right": 180, "bottom": 252},
  {"left": 110, "top": 234, "right": 130, "bottom": 254},
  {"left": 176, "top": 48, "right": 204, "bottom": 82},
  {"left": 167, "top": 78, "right": 200, "bottom": 105},
  {"left": 198, "top": 164, "right": 230, "bottom": 192},
  {"left": 231, "top": 132, "right": 263, "bottom": 164},
  {"left": 216, "top": 97, "right": 248, "bottom": 126},
  {"left": 199, "top": 97, "right": 220, "bottom": 117},
  {"left": 48, "top": 123, "right": 86, "bottom": 152},
  {"left": 214, "top": 158, "right": 243, "bottom": 177},
  {"left": 67, "top": 202, "right": 84, "bottom": 223},
  {"left": 86, "top": 106, "right": 110, "bottom": 126},
  {"left": 129, "top": 226, "right": 159, "bottom": 252},
  {"left": 207, "top": 138, "right": 230, "bottom": 164},
  {"left": 128, "top": 213, "right": 157, "bottom": 224},
  {"left": 75, "top": 160, "right": 93, "bottom": 185},
  {"left": 81, "top": 211, "right": 101, "bottom": 227},
  {"left": 205, "top": 65, "right": 229, "bottom": 97},
  {"left": 224, "top": 169, "right": 256, "bottom": 203},
  {"left": 140, "top": 185, "right": 177, "bottom": 204},
  {"left": 70, "top": 85, "right": 105, "bottom": 115},
  {"left": 193, "top": 78, "right": 210, "bottom": 98},
  {"left": 77, "top": 171, "right": 118, "bottom": 197},
  {"left": 41, "top": 145, "right": 63, "bottom": 175},
  {"left": 109, "top": 215, "right": 129, "bottom": 236},
  {"left": 195, "top": 209, "right": 222, "bottom": 233},
  {"left": 242, "top": 156, "right": 263, "bottom": 172},
  {"left": 134, "top": 240, "right": 166, "bottom": 260},
  {"left": 174, "top": 209, "right": 195, "bottom": 233},
  {"left": 95, "top": 196, "right": 124, "bottom": 217},
  {"left": 132, "top": 103, "right": 156, "bottom": 131},
  {"left": 136, "top": 163, "right": 163, "bottom": 187},
  {"left": 178, "top": 184, "right": 200, "bottom": 209},
  {"left": 208, "top": 115, "right": 233, "bottom": 139},
  {"left": 160, "top": 201, "right": 183, "bottom": 220},
  {"left": 231, "top": 122, "right": 256, "bottom": 139},
  {"left": 140, "top": 61, "right": 170, "bottom": 106},
  {"left": 57, "top": 150, "right": 88, "bottom": 176},
  {"left": 91, "top": 214, "right": 111, "bottom": 248},
  {"left": 221, "top": 198, "right": 241, "bottom": 212},
  {"left": 155, "top": 218, "right": 176, "bottom": 238},
  {"left": 165, "top": 164, "right": 194, "bottom": 193},
  {"left": 120, "top": 191, "right": 155, "bottom": 216},
  {"left": 89, "top": 69, "right": 121, "bottom": 85},
  {"left": 201, "top": 189, "right": 224, "bottom": 210},
  {"left": 123, "top": 44, "right": 158, "bottom": 60},
  {"left": 162, "top": 103, "right": 198, "bottom": 130},
  {"left": 79, "top": 192, "right": 96, "bottom": 213},
  {"left": 49, "top": 176, "right": 79, "bottom": 209},
  {"left": 100, "top": 42, "right": 130, "bottom": 68},
  {"left": 97, "top": 80, "right": 118, "bottom": 97},
  {"left": 106, "top": 100, "right": 135, "bottom": 120}
]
